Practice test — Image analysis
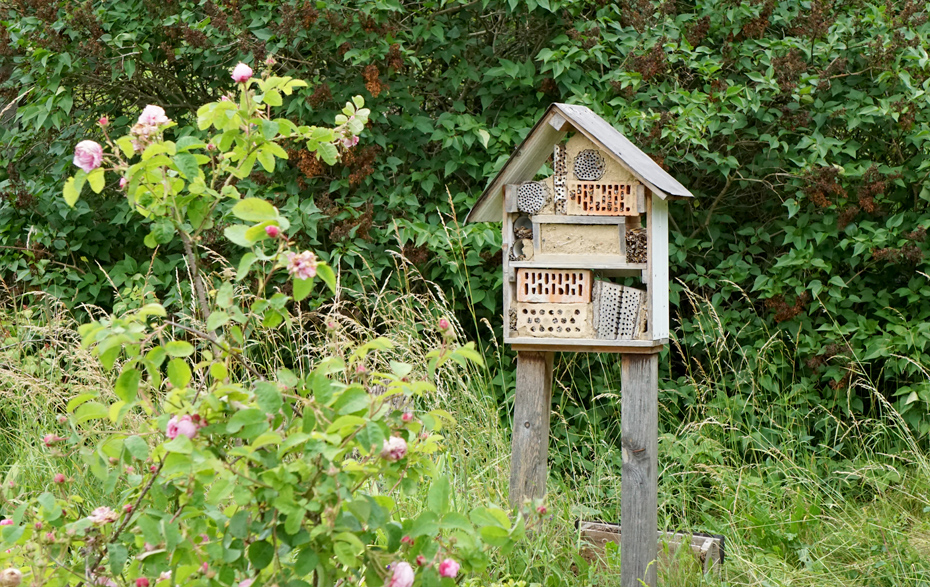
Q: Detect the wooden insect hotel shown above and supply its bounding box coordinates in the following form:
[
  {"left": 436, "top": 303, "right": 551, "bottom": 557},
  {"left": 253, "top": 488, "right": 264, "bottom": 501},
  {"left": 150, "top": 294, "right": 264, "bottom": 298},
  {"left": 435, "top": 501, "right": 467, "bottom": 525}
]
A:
[{"left": 466, "top": 103, "right": 694, "bottom": 353}]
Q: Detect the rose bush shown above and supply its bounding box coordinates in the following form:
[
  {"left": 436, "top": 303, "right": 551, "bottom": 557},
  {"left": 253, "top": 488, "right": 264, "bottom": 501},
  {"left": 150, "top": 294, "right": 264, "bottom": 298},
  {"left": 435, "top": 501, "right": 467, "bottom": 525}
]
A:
[{"left": 0, "top": 64, "right": 538, "bottom": 587}]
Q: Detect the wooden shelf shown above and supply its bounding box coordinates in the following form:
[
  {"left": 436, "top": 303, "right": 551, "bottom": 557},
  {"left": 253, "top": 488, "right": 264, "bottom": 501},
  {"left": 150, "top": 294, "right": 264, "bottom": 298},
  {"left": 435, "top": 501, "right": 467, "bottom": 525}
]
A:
[
  {"left": 504, "top": 337, "right": 667, "bottom": 354},
  {"left": 509, "top": 255, "right": 646, "bottom": 277},
  {"left": 532, "top": 215, "right": 629, "bottom": 225}
]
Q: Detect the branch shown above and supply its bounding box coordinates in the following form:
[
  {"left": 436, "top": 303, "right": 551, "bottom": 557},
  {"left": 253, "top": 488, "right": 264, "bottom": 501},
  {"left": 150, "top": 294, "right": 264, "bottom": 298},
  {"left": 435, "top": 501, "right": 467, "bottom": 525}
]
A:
[
  {"left": 689, "top": 175, "right": 733, "bottom": 240},
  {"left": 164, "top": 319, "right": 265, "bottom": 381}
]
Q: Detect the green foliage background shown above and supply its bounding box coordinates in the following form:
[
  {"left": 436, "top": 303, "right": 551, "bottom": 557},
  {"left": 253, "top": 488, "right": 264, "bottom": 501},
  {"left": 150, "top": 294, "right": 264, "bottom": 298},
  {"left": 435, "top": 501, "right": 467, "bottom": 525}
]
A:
[{"left": 2, "top": 0, "right": 930, "bottom": 453}]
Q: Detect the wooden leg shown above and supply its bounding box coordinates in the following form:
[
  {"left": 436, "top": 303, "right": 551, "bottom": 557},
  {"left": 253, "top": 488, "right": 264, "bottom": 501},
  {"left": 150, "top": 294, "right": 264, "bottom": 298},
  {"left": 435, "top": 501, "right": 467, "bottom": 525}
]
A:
[
  {"left": 621, "top": 353, "right": 658, "bottom": 587},
  {"left": 509, "top": 351, "right": 554, "bottom": 509}
]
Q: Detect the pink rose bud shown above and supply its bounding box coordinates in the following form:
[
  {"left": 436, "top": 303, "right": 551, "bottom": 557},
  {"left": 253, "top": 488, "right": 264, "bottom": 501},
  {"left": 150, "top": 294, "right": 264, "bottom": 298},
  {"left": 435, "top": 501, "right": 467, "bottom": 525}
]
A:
[
  {"left": 119, "top": 177, "right": 128, "bottom": 189},
  {"left": 0, "top": 520, "right": 13, "bottom": 526},
  {"left": 98, "top": 117, "right": 109, "bottom": 127},
  {"left": 231, "top": 62, "right": 253, "bottom": 83},
  {"left": 356, "top": 364, "right": 366, "bottom": 374},
  {"left": 206, "top": 143, "right": 216, "bottom": 151},
  {"left": 438, "top": 318, "right": 450, "bottom": 330},
  {"left": 537, "top": 505, "right": 547, "bottom": 515},
  {"left": 401, "top": 412, "right": 413, "bottom": 422},
  {"left": 265, "top": 225, "right": 279, "bottom": 238},
  {"left": 415, "top": 555, "right": 426, "bottom": 566},
  {"left": 149, "top": 465, "right": 158, "bottom": 473},
  {"left": 387, "top": 562, "right": 414, "bottom": 587},
  {"left": 57, "top": 415, "right": 67, "bottom": 424},
  {"left": 438, "top": 558, "right": 460, "bottom": 578},
  {"left": 136, "top": 579, "right": 150, "bottom": 587},
  {"left": 34, "top": 522, "right": 42, "bottom": 530},
  {"left": 265, "top": 55, "right": 276, "bottom": 66},
  {"left": 45, "top": 532, "right": 55, "bottom": 541},
  {"left": 43, "top": 433, "right": 65, "bottom": 447},
  {"left": 381, "top": 436, "right": 407, "bottom": 461},
  {"left": 73, "top": 141, "right": 104, "bottom": 173},
  {"left": 53, "top": 473, "right": 66, "bottom": 484},
  {"left": 200, "top": 563, "right": 208, "bottom": 574},
  {"left": 400, "top": 535, "right": 412, "bottom": 544},
  {"left": 123, "top": 504, "right": 133, "bottom": 513}
]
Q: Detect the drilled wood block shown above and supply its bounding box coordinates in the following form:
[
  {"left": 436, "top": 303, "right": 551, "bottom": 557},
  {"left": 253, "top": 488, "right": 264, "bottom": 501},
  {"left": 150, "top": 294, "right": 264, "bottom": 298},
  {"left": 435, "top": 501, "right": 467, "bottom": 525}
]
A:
[
  {"left": 539, "top": 223, "right": 622, "bottom": 256},
  {"left": 593, "top": 281, "right": 647, "bottom": 340},
  {"left": 514, "top": 302, "right": 593, "bottom": 338},
  {"left": 516, "top": 268, "right": 592, "bottom": 303}
]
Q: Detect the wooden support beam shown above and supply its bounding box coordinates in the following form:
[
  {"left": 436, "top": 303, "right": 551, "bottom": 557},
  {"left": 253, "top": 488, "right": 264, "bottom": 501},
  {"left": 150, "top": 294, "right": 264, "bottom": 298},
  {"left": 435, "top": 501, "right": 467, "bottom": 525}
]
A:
[
  {"left": 621, "top": 353, "right": 659, "bottom": 587},
  {"left": 509, "top": 351, "right": 554, "bottom": 508}
]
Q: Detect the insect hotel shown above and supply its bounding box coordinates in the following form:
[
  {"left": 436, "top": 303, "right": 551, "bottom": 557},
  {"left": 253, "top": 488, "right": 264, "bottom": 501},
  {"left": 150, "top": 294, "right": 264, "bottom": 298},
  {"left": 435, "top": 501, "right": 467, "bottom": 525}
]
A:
[
  {"left": 466, "top": 103, "right": 696, "bottom": 587},
  {"left": 466, "top": 103, "right": 694, "bottom": 352}
]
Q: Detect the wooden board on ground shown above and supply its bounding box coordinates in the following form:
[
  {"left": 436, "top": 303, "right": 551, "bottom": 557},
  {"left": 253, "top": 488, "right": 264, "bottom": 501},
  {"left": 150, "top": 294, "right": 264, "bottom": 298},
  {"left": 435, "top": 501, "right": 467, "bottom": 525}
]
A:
[{"left": 579, "top": 520, "right": 724, "bottom": 574}]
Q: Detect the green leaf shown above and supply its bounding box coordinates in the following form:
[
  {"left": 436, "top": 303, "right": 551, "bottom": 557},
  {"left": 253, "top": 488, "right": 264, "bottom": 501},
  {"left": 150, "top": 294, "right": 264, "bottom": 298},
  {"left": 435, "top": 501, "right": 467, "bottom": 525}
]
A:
[
  {"left": 173, "top": 153, "right": 200, "bottom": 180},
  {"left": 109, "top": 543, "right": 129, "bottom": 575},
  {"left": 163, "top": 435, "right": 193, "bottom": 454},
  {"left": 227, "top": 409, "right": 266, "bottom": 433},
  {"left": 87, "top": 168, "right": 105, "bottom": 193},
  {"left": 248, "top": 540, "right": 275, "bottom": 570},
  {"left": 236, "top": 252, "right": 258, "bottom": 282},
  {"left": 232, "top": 198, "right": 277, "bottom": 223},
  {"left": 316, "top": 264, "right": 337, "bottom": 294},
  {"left": 263, "top": 89, "right": 283, "bottom": 106},
  {"left": 318, "top": 142, "right": 338, "bottom": 165},
  {"left": 293, "top": 276, "right": 314, "bottom": 302},
  {"left": 257, "top": 149, "right": 275, "bottom": 172},
  {"left": 164, "top": 341, "right": 195, "bottom": 357},
  {"left": 114, "top": 368, "right": 141, "bottom": 403},
  {"left": 427, "top": 475, "right": 451, "bottom": 515},
  {"left": 63, "top": 176, "right": 81, "bottom": 206},
  {"left": 75, "top": 401, "right": 109, "bottom": 423},
  {"left": 167, "top": 358, "right": 192, "bottom": 388},
  {"left": 295, "top": 548, "right": 319, "bottom": 576},
  {"left": 116, "top": 136, "right": 135, "bottom": 158},
  {"left": 124, "top": 435, "right": 149, "bottom": 460},
  {"left": 331, "top": 387, "right": 370, "bottom": 415},
  {"left": 408, "top": 511, "right": 440, "bottom": 538},
  {"left": 207, "top": 311, "right": 229, "bottom": 330},
  {"left": 254, "top": 381, "right": 283, "bottom": 414}
]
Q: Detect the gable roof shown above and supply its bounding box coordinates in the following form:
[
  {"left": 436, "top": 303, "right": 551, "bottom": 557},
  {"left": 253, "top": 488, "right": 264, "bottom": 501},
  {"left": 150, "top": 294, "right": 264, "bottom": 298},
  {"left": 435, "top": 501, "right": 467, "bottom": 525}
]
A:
[{"left": 465, "top": 103, "right": 694, "bottom": 222}]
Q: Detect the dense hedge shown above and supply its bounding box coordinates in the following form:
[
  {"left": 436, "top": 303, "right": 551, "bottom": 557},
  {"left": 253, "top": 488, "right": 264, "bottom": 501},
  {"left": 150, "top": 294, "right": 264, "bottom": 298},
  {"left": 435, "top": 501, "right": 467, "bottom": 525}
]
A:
[{"left": 2, "top": 0, "right": 929, "bottom": 446}]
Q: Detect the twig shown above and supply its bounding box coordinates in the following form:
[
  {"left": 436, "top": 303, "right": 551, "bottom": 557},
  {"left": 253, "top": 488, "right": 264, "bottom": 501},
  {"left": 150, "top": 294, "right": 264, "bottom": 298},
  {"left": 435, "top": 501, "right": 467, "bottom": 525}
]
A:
[
  {"left": 164, "top": 319, "right": 265, "bottom": 381},
  {"left": 689, "top": 175, "right": 733, "bottom": 240}
]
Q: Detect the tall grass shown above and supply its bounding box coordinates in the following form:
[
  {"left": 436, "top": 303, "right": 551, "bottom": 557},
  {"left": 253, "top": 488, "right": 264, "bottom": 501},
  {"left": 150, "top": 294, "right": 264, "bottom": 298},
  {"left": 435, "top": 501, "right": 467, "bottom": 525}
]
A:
[{"left": 3, "top": 265, "right": 930, "bottom": 586}]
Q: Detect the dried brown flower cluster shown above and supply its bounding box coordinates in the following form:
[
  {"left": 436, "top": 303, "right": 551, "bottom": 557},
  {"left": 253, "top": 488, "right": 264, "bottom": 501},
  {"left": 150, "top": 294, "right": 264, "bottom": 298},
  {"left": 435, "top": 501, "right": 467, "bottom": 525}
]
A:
[
  {"left": 741, "top": 0, "right": 773, "bottom": 40},
  {"left": 363, "top": 65, "right": 385, "bottom": 98},
  {"left": 633, "top": 38, "right": 668, "bottom": 82},
  {"left": 772, "top": 49, "right": 806, "bottom": 93},
  {"left": 765, "top": 292, "right": 810, "bottom": 323},
  {"left": 802, "top": 166, "right": 846, "bottom": 208},
  {"left": 307, "top": 83, "right": 333, "bottom": 108},
  {"left": 686, "top": 16, "right": 711, "bottom": 47}
]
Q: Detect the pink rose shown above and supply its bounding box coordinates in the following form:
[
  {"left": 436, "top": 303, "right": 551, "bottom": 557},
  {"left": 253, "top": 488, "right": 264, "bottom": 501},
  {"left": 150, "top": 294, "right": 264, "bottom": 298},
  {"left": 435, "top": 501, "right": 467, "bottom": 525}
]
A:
[
  {"left": 137, "top": 105, "right": 170, "bottom": 126},
  {"left": 0, "top": 520, "right": 12, "bottom": 526},
  {"left": 340, "top": 135, "right": 359, "bottom": 149},
  {"left": 98, "top": 117, "right": 109, "bottom": 127},
  {"left": 0, "top": 569, "right": 23, "bottom": 587},
  {"left": 238, "top": 580, "right": 254, "bottom": 587},
  {"left": 438, "top": 558, "right": 459, "bottom": 578},
  {"left": 387, "top": 562, "right": 414, "bottom": 587},
  {"left": 438, "top": 318, "right": 450, "bottom": 331},
  {"left": 88, "top": 507, "right": 119, "bottom": 525},
  {"left": 285, "top": 250, "right": 318, "bottom": 281},
  {"left": 231, "top": 62, "right": 253, "bottom": 83},
  {"left": 381, "top": 436, "right": 407, "bottom": 461},
  {"left": 401, "top": 412, "right": 413, "bottom": 422},
  {"left": 119, "top": 177, "right": 128, "bottom": 189},
  {"left": 136, "top": 579, "right": 150, "bottom": 587},
  {"left": 265, "top": 225, "right": 280, "bottom": 238},
  {"left": 73, "top": 141, "right": 103, "bottom": 173},
  {"left": 53, "top": 473, "right": 66, "bottom": 484},
  {"left": 166, "top": 415, "right": 197, "bottom": 440}
]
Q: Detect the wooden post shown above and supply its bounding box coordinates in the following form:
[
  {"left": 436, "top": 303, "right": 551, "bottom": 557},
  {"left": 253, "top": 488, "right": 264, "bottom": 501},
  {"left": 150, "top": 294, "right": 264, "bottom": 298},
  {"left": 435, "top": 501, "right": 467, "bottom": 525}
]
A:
[
  {"left": 509, "top": 351, "right": 554, "bottom": 508},
  {"left": 621, "top": 353, "right": 659, "bottom": 587}
]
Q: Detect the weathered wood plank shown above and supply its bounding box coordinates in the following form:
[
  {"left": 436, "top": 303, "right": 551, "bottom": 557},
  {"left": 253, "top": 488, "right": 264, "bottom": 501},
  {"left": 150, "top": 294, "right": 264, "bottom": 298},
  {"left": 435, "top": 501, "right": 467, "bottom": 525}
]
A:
[
  {"left": 621, "top": 353, "right": 659, "bottom": 587},
  {"left": 648, "top": 196, "right": 669, "bottom": 340},
  {"left": 509, "top": 255, "right": 645, "bottom": 271},
  {"left": 509, "top": 351, "right": 553, "bottom": 508},
  {"left": 578, "top": 521, "right": 724, "bottom": 573},
  {"left": 507, "top": 339, "right": 667, "bottom": 354},
  {"left": 532, "top": 215, "right": 628, "bottom": 225}
]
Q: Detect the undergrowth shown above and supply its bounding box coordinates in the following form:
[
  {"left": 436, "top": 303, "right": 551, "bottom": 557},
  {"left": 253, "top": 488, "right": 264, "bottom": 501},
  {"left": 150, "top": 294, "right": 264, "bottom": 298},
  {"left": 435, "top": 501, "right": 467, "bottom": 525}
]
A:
[{"left": 2, "top": 263, "right": 930, "bottom": 586}]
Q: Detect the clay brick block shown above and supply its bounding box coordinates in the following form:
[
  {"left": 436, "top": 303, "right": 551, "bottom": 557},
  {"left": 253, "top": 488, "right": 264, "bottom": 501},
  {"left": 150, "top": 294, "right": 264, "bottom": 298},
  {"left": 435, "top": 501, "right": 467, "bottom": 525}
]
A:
[{"left": 516, "top": 269, "right": 593, "bottom": 303}]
